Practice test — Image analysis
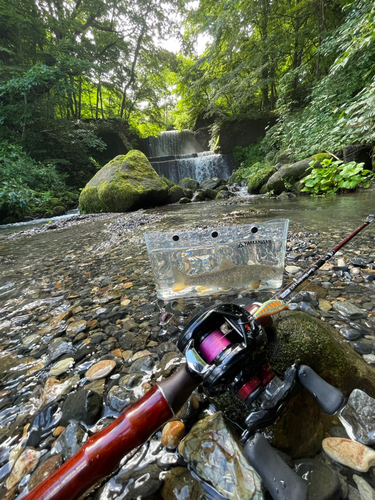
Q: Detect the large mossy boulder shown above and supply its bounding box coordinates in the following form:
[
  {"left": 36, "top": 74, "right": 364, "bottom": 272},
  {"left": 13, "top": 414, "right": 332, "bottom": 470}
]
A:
[
  {"left": 79, "top": 150, "right": 169, "bottom": 213},
  {"left": 214, "top": 311, "right": 375, "bottom": 459},
  {"left": 266, "top": 153, "right": 332, "bottom": 195}
]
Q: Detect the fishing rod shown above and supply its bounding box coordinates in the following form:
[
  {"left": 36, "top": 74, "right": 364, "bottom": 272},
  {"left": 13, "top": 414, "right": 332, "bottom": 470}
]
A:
[
  {"left": 274, "top": 213, "right": 375, "bottom": 301},
  {"left": 19, "top": 214, "right": 374, "bottom": 500}
]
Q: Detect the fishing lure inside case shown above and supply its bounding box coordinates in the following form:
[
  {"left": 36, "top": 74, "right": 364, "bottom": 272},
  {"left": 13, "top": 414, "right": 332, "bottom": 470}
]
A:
[{"left": 144, "top": 219, "right": 289, "bottom": 300}]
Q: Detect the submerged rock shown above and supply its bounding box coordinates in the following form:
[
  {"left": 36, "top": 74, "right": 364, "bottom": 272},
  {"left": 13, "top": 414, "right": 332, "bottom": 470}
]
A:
[
  {"left": 161, "top": 421, "right": 185, "bottom": 450},
  {"left": 27, "top": 401, "right": 62, "bottom": 448},
  {"left": 161, "top": 467, "right": 206, "bottom": 500},
  {"left": 215, "top": 311, "right": 375, "bottom": 458},
  {"left": 5, "top": 447, "right": 40, "bottom": 489},
  {"left": 85, "top": 360, "right": 116, "bottom": 380},
  {"left": 294, "top": 458, "right": 343, "bottom": 500},
  {"left": 266, "top": 312, "right": 375, "bottom": 457},
  {"left": 60, "top": 389, "right": 103, "bottom": 426},
  {"left": 28, "top": 454, "right": 62, "bottom": 492},
  {"left": 178, "top": 412, "right": 264, "bottom": 500},
  {"left": 339, "top": 389, "right": 375, "bottom": 445}
]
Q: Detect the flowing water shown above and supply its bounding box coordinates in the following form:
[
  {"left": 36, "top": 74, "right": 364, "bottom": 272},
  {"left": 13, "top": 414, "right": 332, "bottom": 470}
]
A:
[
  {"left": 0, "top": 190, "right": 375, "bottom": 499},
  {"left": 140, "top": 130, "right": 238, "bottom": 182},
  {"left": 1, "top": 191, "right": 374, "bottom": 301}
]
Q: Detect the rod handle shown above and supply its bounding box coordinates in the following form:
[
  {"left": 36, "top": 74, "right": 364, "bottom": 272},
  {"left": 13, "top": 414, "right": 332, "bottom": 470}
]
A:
[
  {"left": 22, "top": 384, "right": 173, "bottom": 500},
  {"left": 298, "top": 365, "right": 345, "bottom": 414},
  {"left": 244, "top": 433, "right": 308, "bottom": 500}
]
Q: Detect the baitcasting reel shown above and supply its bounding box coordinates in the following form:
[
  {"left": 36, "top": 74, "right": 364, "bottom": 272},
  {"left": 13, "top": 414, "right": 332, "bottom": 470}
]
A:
[{"left": 177, "top": 301, "right": 345, "bottom": 443}]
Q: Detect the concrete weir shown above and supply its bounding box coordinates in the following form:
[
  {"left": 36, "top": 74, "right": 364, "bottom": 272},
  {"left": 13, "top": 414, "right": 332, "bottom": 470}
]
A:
[{"left": 140, "top": 130, "right": 238, "bottom": 183}]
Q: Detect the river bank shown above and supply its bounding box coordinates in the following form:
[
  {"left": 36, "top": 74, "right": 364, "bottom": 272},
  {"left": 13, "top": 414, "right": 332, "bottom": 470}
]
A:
[{"left": 0, "top": 193, "right": 375, "bottom": 499}]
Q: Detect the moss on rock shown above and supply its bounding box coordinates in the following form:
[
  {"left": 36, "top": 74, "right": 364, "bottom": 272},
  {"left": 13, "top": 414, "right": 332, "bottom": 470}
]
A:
[
  {"left": 179, "top": 178, "right": 199, "bottom": 191},
  {"left": 79, "top": 150, "right": 169, "bottom": 213},
  {"left": 247, "top": 165, "right": 275, "bottom": 194},
  {"left": 309, "top": 153, "right": 332, "bottom": 166},
  {"left": 167, "top": 185, "right": 184, "bottom": 203},
  {"left": 213, "top": 311, "right": 375, "bottom": 458}
]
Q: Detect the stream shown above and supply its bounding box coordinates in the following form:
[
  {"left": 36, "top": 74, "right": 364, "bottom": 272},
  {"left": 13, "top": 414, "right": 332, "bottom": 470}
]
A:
[{"left": 0, "top": 190, "right": 375, "bottom": 500}]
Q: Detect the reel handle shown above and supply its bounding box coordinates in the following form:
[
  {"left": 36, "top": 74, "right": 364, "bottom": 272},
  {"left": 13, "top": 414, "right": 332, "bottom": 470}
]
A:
[
  {"left": 244, "top": 433, "right": 308, "bottom": 500},
  {"left": 297, "top": 365, "right": 345, "bottom": 414}
]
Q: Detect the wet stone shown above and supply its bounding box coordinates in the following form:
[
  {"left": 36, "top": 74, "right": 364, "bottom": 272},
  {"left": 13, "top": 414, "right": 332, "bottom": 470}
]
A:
[
  {"left": 161, "top": 467, "right": 206, "bottom": 500},
  {"left": 353, "top": 475, "right": 375, "bottom": 500},
  {"left": 157, "top": 352, "right": 183, "bottom": 379},
  {"left": 66, "top": 320, "right": 87, "bottom": 336},
  {"left": 48, "top": 339, "right": 75, "bottom": 362},
  {"left": 333, "top": 301, "right": 367, "bottom": 320},
  {"left": 128, "top": 355, "right": 156, "bottom": 374},
  {"left": 353, "top": 340, "right": 374, "bottom": 355},
  {"left": 28, "top": 454, "right": 62, "bottom": 491},
  {"left": 42, "top": 374, "right": 80, "bottom": 406},
  {"left": 162, "top": 421, "right": 185, "bottom": 450},
  {"left": 5, "top": 447, "right": 40, "bottom": 489},
  {"left": 178, "top": 412, "right": 263, "bottom": 500},
  {"left": 363, "top": 354, "right": 375, "bottom": 365},
  {"left": 91, "top": 334, "right": 104, "bottom": 344},
  {"left": 22, "top": 334, "right": 40, "bottom": 348},
  {"left": 27, "top": 401, "right": 62, "bottom": 448},
  {"left": 49, "top": 357, "right": 75, "bottom": 376},
  {"left": 340, "top": 327, "right": 361, "bottom": 341},
  {"left": 175, "top": 394, "right": 201, "bottom": 425},
  {"left": 322, "top": 438, "right": 375, "bottom": 472},
  {"left": 115, "top": 463, "right": 162, "bottom": 498},
  {"left": 339, "top": 389, "right": 375, "bottom": 445},
  {"left": 106, "top": 386, "right": 135, "bottom": 412},
  {"left": 61, "top": 389, "right": 103, "bottom": 426},
  {"left": 55, "top": 422, "right": 86, "bottom": 461},
  {"left": 118, "top": 332, "right": 133, "bottom": 350},
  {"left": 85, "top": 359, "right": 116, "bottom": 380},
  {"left": 329, "top": 426, "right": 349, "bottom": 439},
  {"left": 294, "top": 458, "right": 343, "bottom": 500},
  {"left": 73, "top": 345, "right": 96, "bottom": 362}
]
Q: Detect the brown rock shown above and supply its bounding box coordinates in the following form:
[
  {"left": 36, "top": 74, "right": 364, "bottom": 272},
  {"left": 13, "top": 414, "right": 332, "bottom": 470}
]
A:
[
  {"left": 28, "top": 455, "right": 62, "bottom": 491},
  {"left": 53, "top": 426, "right": 65, "bottom": 437},
  {"left": 323, "top": 437, "right": 375, "bottom": 472},
  {"left": 5, "top": 448, "right": 40, "bottom": 489},
  {"left": 85, "top": 360, "right": 116, "bottom": 380},
  {"left": 161, "top": 467, "right": 206, "bottom": 500},
  {"left": 66, "top": 320, "right": 87, "bottom": 336},
  {"left": 50, "top": 310, "right": 72, "bottom": 330},
  {"left": 162, "top": 421, "right": 186, "bottom": 450},
  {"left": 132, "top": 350, "right": 151, "bottom": 361}
]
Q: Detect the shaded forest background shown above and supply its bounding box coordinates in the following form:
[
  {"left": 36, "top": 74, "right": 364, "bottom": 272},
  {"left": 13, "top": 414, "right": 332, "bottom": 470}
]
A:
[{"left": 0, "top": 0, "right": 374, "bottom": 218}]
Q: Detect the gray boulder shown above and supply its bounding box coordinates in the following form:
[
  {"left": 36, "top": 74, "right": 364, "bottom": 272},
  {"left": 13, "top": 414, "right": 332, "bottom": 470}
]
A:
[
  {"left": 179, "top": 178, "right": 199, "bottom": 191},
  {"left": 266, "top": 154, "right": 331, "bottom": 195},
  {"left": 200, "top": 177, "right": 225, "bottom": 190}
]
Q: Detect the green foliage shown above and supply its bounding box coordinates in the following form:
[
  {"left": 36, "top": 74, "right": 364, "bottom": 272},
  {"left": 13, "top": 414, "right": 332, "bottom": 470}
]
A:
[
  {"left": 300, "top": 159, "right": 373, "bottom": 196},
  {"left": 0, "top": 180, "right": 34, "bottom": 216},
  {"left": 232, "top": 143, "right": 263, "bottom": 172},
  {"left": 0, "top": 142, "right": 69, "bottom": 218},
  {"left": 263, "top": 0, "right": 375, "bottom": 160},
  {"left": 0, "top": 142, "right": 67, "bottom": 191}
]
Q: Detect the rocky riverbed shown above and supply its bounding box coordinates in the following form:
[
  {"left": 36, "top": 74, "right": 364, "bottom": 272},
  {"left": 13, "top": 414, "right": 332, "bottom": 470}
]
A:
[{"left": 0, "top": 198, "right": 375, "bottom": 500}]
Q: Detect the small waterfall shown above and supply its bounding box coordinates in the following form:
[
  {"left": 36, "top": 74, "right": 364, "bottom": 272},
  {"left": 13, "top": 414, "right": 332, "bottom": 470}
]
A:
[
  {"left": 142, "top": 130, "right": 238, "bottom": 183},
  {"left": 145, "top": 130, "right": 205, "bottom": 157}
]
